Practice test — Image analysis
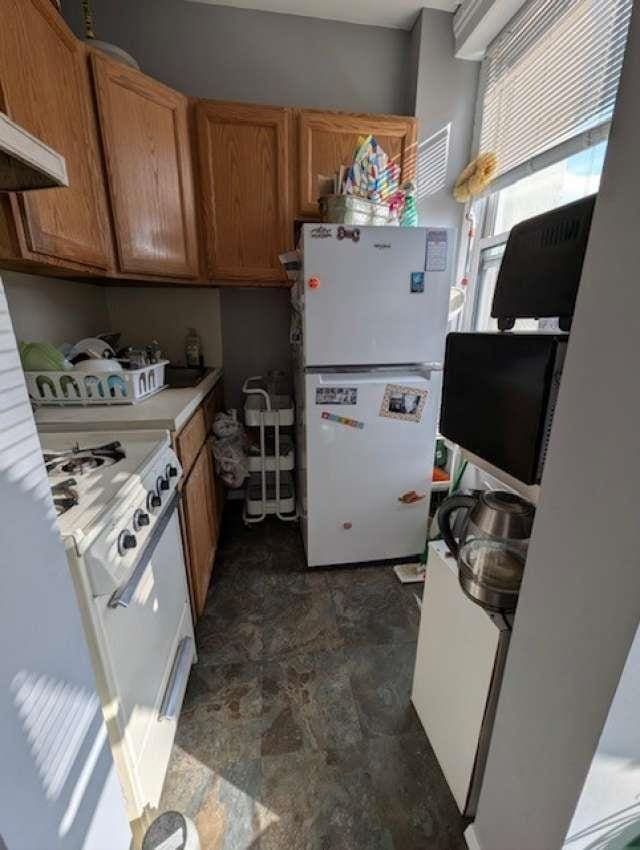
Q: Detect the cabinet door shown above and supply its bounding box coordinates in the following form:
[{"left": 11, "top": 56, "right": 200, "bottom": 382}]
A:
[
  {"left": 296, "top": 109, "right": 418, "bottom": 217},
  {"left": 183, "top": 445, "right": 217, "bottom": 617},
  {"left": 0, "top": 0, "right": 112, "bottom": 268},
  {"left": 91, "top": 54, "right": 199, "bottom": 278},
  {"left": 196, "top": 101, "right": 291, "bottom": 283}
]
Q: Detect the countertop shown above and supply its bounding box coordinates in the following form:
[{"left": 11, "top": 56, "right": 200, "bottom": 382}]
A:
[{"left": 35, "top": 367, "right": 223, "bottom": 434}]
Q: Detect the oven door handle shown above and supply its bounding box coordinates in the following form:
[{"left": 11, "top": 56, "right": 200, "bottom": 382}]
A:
[
  {"left": 108, "top": 491, "right": 180, "bottom": 609},
  {"left": 159, "top": 635, "right": 194, "bottom": 722}
]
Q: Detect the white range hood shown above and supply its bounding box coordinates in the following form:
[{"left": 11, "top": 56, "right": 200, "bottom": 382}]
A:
[{"left": 0, "top": 111, "right": 68, "bottom": 192}]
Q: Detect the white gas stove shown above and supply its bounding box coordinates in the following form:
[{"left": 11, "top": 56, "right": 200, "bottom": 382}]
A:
[{"left": 40, "top": 430, "right": 195, "bottom": 835}]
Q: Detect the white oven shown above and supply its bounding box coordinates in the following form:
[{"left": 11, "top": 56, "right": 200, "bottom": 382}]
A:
[{"left": 40, "top": 430, "right": 195, "bottom": 832}]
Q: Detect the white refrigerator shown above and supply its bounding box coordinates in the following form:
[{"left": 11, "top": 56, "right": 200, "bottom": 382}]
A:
[{"left": 294, "top": 224, "right": 454, "bottom": 568}]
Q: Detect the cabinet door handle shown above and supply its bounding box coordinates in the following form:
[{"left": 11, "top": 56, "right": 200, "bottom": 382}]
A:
[{"left": 159, "top": 636, "right": 193, "bottom": 722}]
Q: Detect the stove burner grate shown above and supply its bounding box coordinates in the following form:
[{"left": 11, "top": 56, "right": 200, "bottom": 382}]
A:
[
  {"left": 44, "top": 440, "right": 126, "bottom": 475},
  {"left": 51, "top": 478, "right": 79, "bottom": 516}
]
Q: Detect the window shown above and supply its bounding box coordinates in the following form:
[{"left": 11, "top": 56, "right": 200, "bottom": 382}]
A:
[
  {"left": 479, "top": 0, "right": 632, "bottom": 187},
  {"left": 468, "top": 142, "right": 606, "bottom": 331},
  {"left": 463, "top": 0, "right": 632, "bottom": 333}
]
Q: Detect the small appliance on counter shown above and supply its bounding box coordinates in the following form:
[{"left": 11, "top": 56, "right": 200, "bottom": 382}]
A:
[
  {"left": 440, "top": 332, "right": 567, "bottom": 485},
  {"left": 437, "top": 489, "right": 536, "bottom": 612},
  {"left": 492, "top": 194, "right": 596, "bottom": 332},
  {"left": 440, "top": 195, "right": 597, "bottom": 486}
]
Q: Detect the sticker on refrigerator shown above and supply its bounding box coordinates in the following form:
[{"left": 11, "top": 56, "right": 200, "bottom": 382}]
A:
[
  {"left": 310, "top": 225, "right": 333, "bottom": 239},
  {"left": 410, "top": 271, "right": 425, "bottom": 293},
  {"left": 379, "top": 384, "right": 428, "bottom": 424},
  {"left": 316, "top": 387, "right": 358, "bottom": 406},
  {"left": 426, "top": 230, "right": 448, "bottom": 272},
  {"left": 321, "top": 411, "right": 364, "bottom": 429}
]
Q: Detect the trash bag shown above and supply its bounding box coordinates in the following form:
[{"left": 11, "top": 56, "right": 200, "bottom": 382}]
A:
[{"left": 210, "top": 412, "right": 249, "bottom": 489}]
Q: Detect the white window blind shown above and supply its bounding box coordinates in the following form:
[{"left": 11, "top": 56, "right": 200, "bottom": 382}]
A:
[{"left": 479, "top": 0, "right": 632, "bottom": 185}]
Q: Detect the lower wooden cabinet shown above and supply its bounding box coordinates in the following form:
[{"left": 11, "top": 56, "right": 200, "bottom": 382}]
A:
[
  {"left": 182, "top": 444, "right": 218, "bottom": 617},
  {"left": 177, "top": 382, "right": 225, "bottom": 619}
]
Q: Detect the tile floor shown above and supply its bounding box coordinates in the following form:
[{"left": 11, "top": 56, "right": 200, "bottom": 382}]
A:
[{"left": 161, "top": 507, "right": 466, "bottom": 849}]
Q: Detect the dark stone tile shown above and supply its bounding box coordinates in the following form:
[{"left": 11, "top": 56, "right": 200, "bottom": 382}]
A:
[
  {"left": 259, "top": 749, "right": 391, "bottom": 850},
  {"left": 399, "top": 584, "right": 423, "bottom": 635},
  {"left": 165, "top": 507, "right": 464, "bottom": 850},
  {"left": 193, "top": 758, "right": 268, "bottom": 850},
  {"left": 323, "top": 564, "right": 398, "bottom": 590},
  {"left": 331, "top": 572, "right": 417, "bottom": 647},
  {"left": 261, "top": 648, "right": 362, "bottom": 757},
  {"left": 197, "top": 585, "right": 263, "bottom": 665},
  {"left": 347, "top": 643, "right": 422, "bottom": 738},
  {"left": 262, "top": 587, "right": 343, "bottom": 661},
  {"left": 176, "top": 661, "right": 263, "bottom": 769},
  {"left": 263, "top": 569, "right": 327, "bottom": 595},
  {"left": 364, "top": 733, "right": 467, "bottom": 850},
  {"left": 160, "top": 744, "right": 214, "bottom": 821}
]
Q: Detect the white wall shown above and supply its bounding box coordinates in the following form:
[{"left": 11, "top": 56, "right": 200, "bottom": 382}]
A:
[
  {"left": 0, "top": 278, "right": 130, "bottom": 850},
  {"left": 470, "top": 5, "right": 640, "bottom": 849},
  {"left": 564, "top": 623, "right": 640, "bottom": 849},
  {"left": 105, "top": 286, "right": 223, "bottom": 368},
  {"left": 2, "top": 271, "right": 109, "bottom": 345}
]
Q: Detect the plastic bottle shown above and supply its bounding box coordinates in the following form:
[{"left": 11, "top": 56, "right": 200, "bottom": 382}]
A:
[{"left": 185, "top": 328, "right": 202, "bottom": 368}]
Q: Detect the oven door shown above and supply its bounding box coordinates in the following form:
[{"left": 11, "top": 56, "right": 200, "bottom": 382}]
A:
[{"left": 94, "top": 496, "right": 194, "bottom": 812}]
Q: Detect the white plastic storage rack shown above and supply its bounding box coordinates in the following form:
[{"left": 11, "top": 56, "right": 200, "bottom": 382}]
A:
[{"left": 242, "top": 376, "right": 297, "bottom": 523}]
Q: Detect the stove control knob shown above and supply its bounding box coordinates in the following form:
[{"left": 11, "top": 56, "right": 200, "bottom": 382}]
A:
[
  {"left": 133, "top": 509, "right": 150, "bottom": 531},
  {"left": 157, "top": 475, "right": 169, "bottom": 492},
  {"left": 166, "top": 464, "right": 178, "bottom": 479},
  {"left": 118, "top": 530, "right": 137, "bottom": 556},
  {"left": 147, "top": 491, "right": 161, "bottom": 511}
]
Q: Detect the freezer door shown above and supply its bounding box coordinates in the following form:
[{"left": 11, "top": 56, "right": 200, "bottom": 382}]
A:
[
  {"left": 301, "top": 224, "right": 453, "bottom": 367},
  {"left": 302, "top": 369, "right": 442, "bottom": 567}
]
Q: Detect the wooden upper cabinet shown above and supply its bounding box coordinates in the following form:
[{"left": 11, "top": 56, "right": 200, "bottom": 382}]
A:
[
  {"left": 196, "top": 101, "right": 291, "bottom": 284},
  {"left": 296, "top": 109, "right": 418, "bottom": 218},
  {"left": 0, "top": 0, "right": 112, "bottom": 270},
  {"left": 91, "top": 54, "right": 199, "bottom": 278}
]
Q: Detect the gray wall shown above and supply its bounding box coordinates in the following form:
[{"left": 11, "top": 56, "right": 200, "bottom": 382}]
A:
[
  {"left": 63, "top": 0, "right": 413, "bottom": 115},
  {"left": 105, "top": 286, "right": 223, "bottom": 368},
  {"left": 62, "top": 0, "right": 477, "bottom": 405},
  {"left": 3, "top": 272, "right": 109, "bottom": 346},
  {"left": 471, "top": 6, "right": 640, "bottom": 848},
  {"left": 411, "top": 9, "right": 479, "bottom": 233},
  {"left": 220, "top": 287, "right": 292, "bottom": 411}
]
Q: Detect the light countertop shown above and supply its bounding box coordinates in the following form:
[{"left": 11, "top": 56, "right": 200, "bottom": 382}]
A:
[{"left": 35, "top": 367, "right": 222, "bottom": 434}]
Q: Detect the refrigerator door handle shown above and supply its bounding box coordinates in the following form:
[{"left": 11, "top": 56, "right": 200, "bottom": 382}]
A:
[{"left": 316, "top": 364, "right": 443, "bottom": 386}]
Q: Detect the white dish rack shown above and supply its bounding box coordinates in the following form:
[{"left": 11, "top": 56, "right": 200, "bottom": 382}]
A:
[
  {"left": 242, "top": 376, "right": 297, "bottom": 523},
  {"left": 26, "top": 360, "right": 169, "bottom": 406}
]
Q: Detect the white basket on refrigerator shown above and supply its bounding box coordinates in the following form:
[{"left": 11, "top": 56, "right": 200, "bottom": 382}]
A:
[{"left": 26, "top": 360, "right": 169, "bottom": 406}]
